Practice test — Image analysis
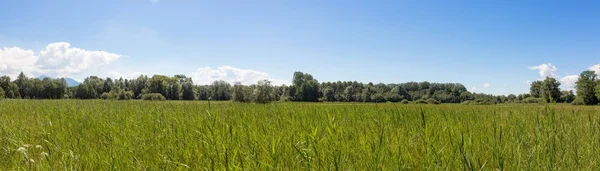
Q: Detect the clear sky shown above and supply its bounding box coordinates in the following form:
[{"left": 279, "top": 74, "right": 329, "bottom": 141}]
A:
[{"left": 0, "top": 0, "right": 598, "bottom": 95}]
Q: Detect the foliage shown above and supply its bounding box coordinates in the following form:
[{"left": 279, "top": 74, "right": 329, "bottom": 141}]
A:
[
  {"left": 414, "top": 99, "right": 427, "bottom": 104},
  {"left": 575, "top": 70, "right": 598, "bottom": 105},
  {"left": 529, "top": 80, "right": 542, "bottom": 98},
  {"left": 141, "top": 93, "right": 166, "bottom": 101},
  {"left": 425, "top": 98, "right": 440, "bottom": 104},
  {"left": 231, "top": 82, "right": 250, "bottom": 102},
  {"left": 572, "top": 97, "right": 585, "bottom": 105},
  {"left": 540, "top": 77, "right": 561, "bottom": 103},
  {"left": 253, "top": 80, "right": 273, "bottom": 103},
  {"left": 290, "top": 72, "right": 320, "bottom": 101}
]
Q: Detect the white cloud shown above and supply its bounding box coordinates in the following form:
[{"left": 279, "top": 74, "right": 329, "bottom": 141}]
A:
[
  {"left": 190, "top": 66, "right": 290, "bottom": 85},
  {"left": 0, "top": 42, "right": 121, "bottom": 79},
  {"left": 529, "top": 63, "right": 557, "bottom": 79},
  {"left": 560, "top": 75, "right": 578, "bottom": 90},
  {"left": 471, "top": 87, "right": 477, "bottom": 92},
  {"left": 37, "top": 42, "right": 121, "bottom": 77},
  {"left": 108, "top": 71, "right": 145, "bottom": 80},
  {"left": 483, "top": 83, "right": 490, "bottom": 89},
  {"left": 589, "top": 64, "right": 600, "bottom": 75},
  {"left": 0, "top": 47, "right": 40, "bottom": 78}
]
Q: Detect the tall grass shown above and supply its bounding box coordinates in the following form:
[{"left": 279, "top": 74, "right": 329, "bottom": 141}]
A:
[{"left": 1, "top": 100, "right": 599, "bottom": 170}]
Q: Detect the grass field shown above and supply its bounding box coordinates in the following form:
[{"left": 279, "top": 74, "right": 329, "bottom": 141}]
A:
[{"left": 1, "top": 100, "right": 600, "bottom": 170}]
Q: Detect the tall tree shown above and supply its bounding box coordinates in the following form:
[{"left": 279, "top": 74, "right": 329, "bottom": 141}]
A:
[
  {"left": 529, "top": 81, "right": 542, "bottom": 98},
  {"left": 210, "top": 80, "right": 232, "bottom": 100},
  {"left": 321, "top": 86, "right": 335, "bottom": 102},
  {"left": 560, "top": 90, "right": 575, "bottom": 103},
  {"left": 231, "top": 82, "right": 248, "bottom": 102},
  {"left": 253, "top": 80, "right": 273, "bottom": 103},
  {"left": 575, "top": 70, "right": 598, "bottom": 105},
  {"left": 541, "top": 77, "right": 561, "bottom": 103},
  {"left": 181, "top": 81, "right": 196, "bottom": 100},
  {"left": 14, "top": 72, "right": 28, "bottom": 98},
  {"left": 343, "top": 86, "right": 355, "bottom": 102},
  {"left": 291, "top": 72, "right": 319, "bottom": 101},
  {"left": 149, "top": 75, "right": 169, "bottom": 97}
]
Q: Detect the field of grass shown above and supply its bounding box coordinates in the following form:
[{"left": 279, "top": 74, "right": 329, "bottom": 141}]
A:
[{"left": 1, "top": 100, "right": 600, "bottom": 170}]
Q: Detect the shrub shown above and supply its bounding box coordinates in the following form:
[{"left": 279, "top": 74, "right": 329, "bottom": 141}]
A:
[
  {"left": 426, "top": 98, "right": 440, "bottom": 104},
  {"left": 141, "top": 93, "right": 166, "bottom": 101},
  {"left": 0, "top": 87, "right": 4, "bottom": 99},
  {"left": 101, "top": 90, "right": 134, "bottom": 100},
  {"left": 400, "top": 99, "right": 410, "bottom": 104},
  {"left": 572, "top": 97, "right": 585, "bottom": 105},
  {"left": 414, "top": 99, "right": 427, "bottom": 104},
  {"left": 461, "top": 100, "right": 472, "bottom": 105},
  {"left": 100, "top": 92, "right": 116, "bottom": 100}
]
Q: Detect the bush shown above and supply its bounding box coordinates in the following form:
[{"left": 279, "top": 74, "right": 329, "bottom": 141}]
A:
[
  {"left": 0, "top": 87, "right": 4, "bottom": 99},
  {"left": 101, "top": 90, "right": 134, "bottom": 100},
  {"left": 461, "top": 100, "right": 472, "bottom": 105},
  {"left": 141, "top": 93, "right": 166, "bottom": 101},
  {"left": 400, "top": 99, "right": 410, "bottom": 104},
  {"left": 426, "top": 98, "right": 440, "bottom": 104},
  {"left": 414, "top": 99, "right": 427, "bottom": 104},
  {"left": 523, "top": 97, "right": 544, "bottom": 104},
  {"left": 572, "top": 97, "right": 585, "bottom": 105},
  {"left": 100, "top": 92, "right": 117, "bottom": 100}
]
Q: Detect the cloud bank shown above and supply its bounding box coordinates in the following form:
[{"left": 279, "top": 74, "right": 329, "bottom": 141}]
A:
[
  {"left": 0, "top": 42, "right": 121, "bottom": 79},
  {"left": 190, "top": 66, "right": 290, "bottom": 85}
]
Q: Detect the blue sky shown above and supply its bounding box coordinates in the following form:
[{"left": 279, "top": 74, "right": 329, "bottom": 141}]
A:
[{"left": 0, "top": 0, "right": 598, "bottom": 95}]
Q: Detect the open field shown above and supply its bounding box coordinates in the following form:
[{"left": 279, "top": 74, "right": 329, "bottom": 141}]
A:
[{"left": 1, "top": 100, "right": 600, "bottom": 170}]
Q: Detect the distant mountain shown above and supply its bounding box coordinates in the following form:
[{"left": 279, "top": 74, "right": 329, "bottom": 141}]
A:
[{"left": 38, "top": 75, "right": 81, "bottom": 87}]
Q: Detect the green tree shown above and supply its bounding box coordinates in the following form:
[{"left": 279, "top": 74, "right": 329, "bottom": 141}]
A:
[
  {"left": 560, "top": 90, "right": 575, "bottom": 103},
  {"left": 14, "top": 72, "right": 28, "bottom": 98},
  {"left": 321, "top": 86, "right": 335, "bottom": 102},
  {"left": 253, "top": 80, "right": 273, "bottom": 103},
  {"left": 291, "top": 72, "right": 320, "bottom": 101},
  {"left": 149, "top": 75, "right": 169, "bottom": 97},
  {"left": 575, "top": 70, "right": 598, "bottom": 105},
  {"left": 166, "top": 77, "right": 182, "bottom": 100},
  {"left": 541, "top": 77, "right": 561, "bottom": 103},
  {"left": 231, "top": 82, "right": 249, "bottom": 102},
  {"left": 74, "top": 83, "right": 97, "bottom": 99},
  {"left": 210, "top": 80, "right": 232, "bottom": 100},
  {"left": 529, "top": 80, "right": 542, "bottom": 98},
  {"left": 181, "top": 81, "right": 196, "bottom": 100},
  {"left": 343, "top": 86, "right": 355, "bottom": 102}
]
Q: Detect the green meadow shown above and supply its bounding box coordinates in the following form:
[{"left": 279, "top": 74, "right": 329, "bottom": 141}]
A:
[{"left": 1, "top": 100, "right": 600, "bottom": 170}]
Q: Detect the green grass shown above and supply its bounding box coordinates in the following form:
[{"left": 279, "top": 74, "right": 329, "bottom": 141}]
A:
[{"left": 1, "top": 100, "right": 600, "bottom": 170}]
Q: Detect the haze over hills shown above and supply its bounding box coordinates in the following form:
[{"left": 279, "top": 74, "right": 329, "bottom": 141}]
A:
[{"left": 38, "top": 75, "right": 81, "bottom": 87}]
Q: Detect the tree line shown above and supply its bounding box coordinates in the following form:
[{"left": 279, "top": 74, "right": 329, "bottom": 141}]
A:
[
  {"left": 524, "top": 69, "right": 600, "bottom": 105},
  {"left": 1, "top": 70, "right": 599, "bottom": 105}
]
